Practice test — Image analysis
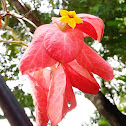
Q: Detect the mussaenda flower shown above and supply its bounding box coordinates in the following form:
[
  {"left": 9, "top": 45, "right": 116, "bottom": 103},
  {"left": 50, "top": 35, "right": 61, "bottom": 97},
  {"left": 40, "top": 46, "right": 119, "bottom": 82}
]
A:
[
  {"left": 60, "top": 10, "right": 83, "bottom": 28},
  {"left": 19, "top": 10, "right": 114, "bottom": 126}
]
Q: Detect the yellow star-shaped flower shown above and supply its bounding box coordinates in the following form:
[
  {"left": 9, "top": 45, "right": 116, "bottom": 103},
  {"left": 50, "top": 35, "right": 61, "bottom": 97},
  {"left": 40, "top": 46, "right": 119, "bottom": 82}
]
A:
[{"left": 60, "top": 10, "right": 83, "bottom": 29}]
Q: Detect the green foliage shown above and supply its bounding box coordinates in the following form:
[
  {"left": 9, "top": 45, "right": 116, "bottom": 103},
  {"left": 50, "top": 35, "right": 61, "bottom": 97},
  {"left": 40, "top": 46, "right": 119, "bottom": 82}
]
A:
[
  {"left": 0, "top": 115, "right": 5, "bottom": 119},
  {"left": 40, "top": 13, "right": 52, "bottom": 24},
  {"left": 98, "top": 118, "right": 110, "bottom": 126},
  {"left": 116, "top": 75, "right": 126, "bottom": 113},
  {"left": 117, "top": 75, "right": 126, "bottom": 82},
  {"left": 13, "top": 85, "right": 33, "bottom": 107},
  {"left": 90, "top": 111, "right": 110, "bottom": 126},
  {"left": 12, "top": 85, "right": 35, "bottom": 119}
]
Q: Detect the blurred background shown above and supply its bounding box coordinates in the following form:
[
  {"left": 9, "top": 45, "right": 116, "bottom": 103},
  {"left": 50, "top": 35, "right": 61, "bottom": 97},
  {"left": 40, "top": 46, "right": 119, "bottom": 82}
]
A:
[{"left": 0, "top": 0, "right": 126, "bottom": 126}]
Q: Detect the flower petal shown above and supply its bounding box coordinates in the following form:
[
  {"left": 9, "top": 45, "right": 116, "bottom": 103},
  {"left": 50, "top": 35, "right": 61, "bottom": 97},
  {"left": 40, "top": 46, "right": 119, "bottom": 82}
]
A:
[
  {"left": 74, "top": 16, "right": 83, "bottom": 24},
  {"left": 60, "top": 16, "right": 70, "bottom": 23},
  {"left": 44, "top": 26, "right": 84, "bottom": 63},
  {"left": 60, "top": 10, "right": 69, "bottom": 16},
  {"left": 29, "top": 69, "right": 51, "bottom": 91},
  {"left": 52, "top": 14, "right": 104, "bottom": 41},
  {"left": 68, "top": 18, "right": 76, "bottom": 28},
  {"left": 63, "top": 60, "right": 100, "bottom": 94},
  {"left": 28, "top": 69, "right": 51, "bottom": 126},
  {"left": 47, "top": 64, "right": 76, "bottom": 126},
  {"left": 76, "top": 14, "right": 104, "bottom": 41},
  {"left": 76, "top": 42, "right": 114, "bottom": 81},
  {"left": 19, "top": 24, "right": 57, "bottom": 75},
  {"left": 68, "top": 11, "right": 76, "bottom": 17}
]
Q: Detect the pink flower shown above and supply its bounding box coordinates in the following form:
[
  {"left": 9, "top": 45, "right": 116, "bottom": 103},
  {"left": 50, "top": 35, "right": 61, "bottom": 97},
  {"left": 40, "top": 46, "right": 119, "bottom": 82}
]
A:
[{"left": 19, "top": 10, "right": 114, "bottom": 126}]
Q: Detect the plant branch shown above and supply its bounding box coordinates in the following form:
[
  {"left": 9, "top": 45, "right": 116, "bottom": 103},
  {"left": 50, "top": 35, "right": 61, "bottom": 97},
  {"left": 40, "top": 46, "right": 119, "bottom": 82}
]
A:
[
  {"left": 1, "top": 0, "right": 7, "bottom": 11},
  {"left": 85, "top": 91, "right": 126, "bottom": 126},
  {"left": 0, "top": 39, "right": 28, "bottom": 47},
  {"left": 10, "top": 12, "right": 37, "bottom": 28},
  {"left": 1, "top": 20, "right": 20, "bottom": 40},
  {"left": 0, "top": 11, "right": 37, "bottom": 29},
  {"left": 1, "top": 0, "right": 9, "bottom": 29},
  {"left": 0, "top": 75, "right": 33, "bottom": 126},
  {"left": 7, "top": 0, "right": 42, "bottom": 27}
]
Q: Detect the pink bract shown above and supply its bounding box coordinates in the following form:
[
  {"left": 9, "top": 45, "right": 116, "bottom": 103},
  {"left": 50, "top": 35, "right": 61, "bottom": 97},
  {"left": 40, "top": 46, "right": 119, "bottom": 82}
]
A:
[
  {"left": 44, "top": 26, "right": 84, "bottom": 63},
  {"left": 19, "top": 13, "right": 114, "bottom": 126}
]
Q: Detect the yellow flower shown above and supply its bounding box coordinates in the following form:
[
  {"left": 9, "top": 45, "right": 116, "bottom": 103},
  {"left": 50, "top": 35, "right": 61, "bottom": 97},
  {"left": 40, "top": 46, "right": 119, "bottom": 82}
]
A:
[{"left": 60, "top": 10, "right": 83, "bottom": 29}]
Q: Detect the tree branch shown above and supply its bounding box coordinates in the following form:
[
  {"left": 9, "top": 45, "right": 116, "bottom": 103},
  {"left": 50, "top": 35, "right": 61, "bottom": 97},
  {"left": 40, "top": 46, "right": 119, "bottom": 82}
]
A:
[
  {"left": 0, "top": 75, "right": 33, "bottom": 126},
  {"left": 85, "top": 91, "right": 126, "bottom": 126},
  {"left": 7, "top": 0, "right": 42, "bottom": 27},
  {"left": 0, "top": 39, "right": 28, "bottom": 47}
]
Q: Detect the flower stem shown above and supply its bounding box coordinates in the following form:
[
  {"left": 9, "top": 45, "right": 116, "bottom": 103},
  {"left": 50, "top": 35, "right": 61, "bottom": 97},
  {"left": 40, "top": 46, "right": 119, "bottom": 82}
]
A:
[{"left": 0, "top": 39, "right": 28, "bottom": 47}]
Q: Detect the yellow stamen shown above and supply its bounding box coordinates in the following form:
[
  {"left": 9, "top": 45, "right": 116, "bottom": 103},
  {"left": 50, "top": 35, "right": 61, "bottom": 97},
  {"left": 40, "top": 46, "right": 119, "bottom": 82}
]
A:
[{"left": 60, "top": 10, "right": 83, "bottom": 29}]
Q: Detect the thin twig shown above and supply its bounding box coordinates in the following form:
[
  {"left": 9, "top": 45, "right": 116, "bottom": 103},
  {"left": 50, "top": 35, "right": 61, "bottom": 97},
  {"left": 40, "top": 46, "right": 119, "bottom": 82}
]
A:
[
  {"left": 1, "top": 20, "right": 20, "bottom": 40},
  {"left": 0, "top": 11, "right": 37, "bottom": 28},
  {"left": 1, "top": 0, "right": 9, "bottom": 29},
  {"left": 9, "top": 10, "right": 32, "bottom": 19},
  {"left": 10, "top": 12, "right": 37, "bottom": 28},
  {"left": 1, "top": 0, "right": 7, "bottom": 11},
  {"left": 0, "top": 39, "right": 28, "bottom": 47}
]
